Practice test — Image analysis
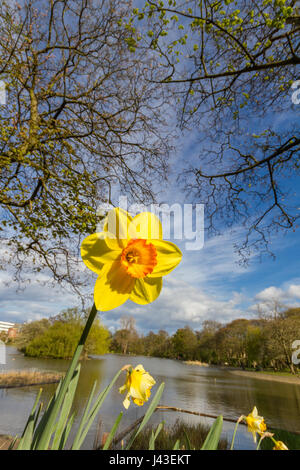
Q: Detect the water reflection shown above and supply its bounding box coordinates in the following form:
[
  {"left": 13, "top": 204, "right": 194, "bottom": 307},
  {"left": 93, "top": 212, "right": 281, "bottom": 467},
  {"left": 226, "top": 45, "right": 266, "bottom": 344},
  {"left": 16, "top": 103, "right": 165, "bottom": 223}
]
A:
[{"left": 1, "top": 348, "right": 300, "bottom": 449}]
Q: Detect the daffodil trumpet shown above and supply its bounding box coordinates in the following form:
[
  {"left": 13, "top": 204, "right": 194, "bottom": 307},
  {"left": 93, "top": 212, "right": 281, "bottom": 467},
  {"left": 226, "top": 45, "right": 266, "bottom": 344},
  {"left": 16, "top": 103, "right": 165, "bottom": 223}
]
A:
[{"left": 81, "top": 208, "right": 182, "bottom": 311}]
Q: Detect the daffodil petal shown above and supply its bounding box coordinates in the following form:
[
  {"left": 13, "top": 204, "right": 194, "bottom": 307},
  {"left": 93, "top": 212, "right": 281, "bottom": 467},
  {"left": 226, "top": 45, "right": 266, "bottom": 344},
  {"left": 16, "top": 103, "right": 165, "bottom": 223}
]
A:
[
  {"left": 147, "top": 240, "right": 182, "bottom": 277},
  {"left": 103, "top": 208, "right": 135, "bottom": 250},
  {"left": 139, "top": 374, "right": 156, "bottom": 396},
  {"left": 128, "top": 375, "right": 145, "bottom": 400},
  {"left": 94, "top": 261, "right": 135, "bottom": 311},
  {"left": 131, "top": 212, "right": 163, "bottom": 240},
  {"left": 129, "top": 385, "right": 145, "bottom": 401},
  {"left": 81, "top": 232, "right": 121, "bottom": 274},
  {"left": 129, "top": 277, "right": 162, "bottom": 305},
  {"left": 119, "top": 384, "right": 127, "bottom": 394},
  {"left": 131, "top": 369, "right": 155, "bottom": 401},
  {"left": 123, "top": 394, "right": 131, "bottom": 409},
  {"left": 130, "top": 381, "right": 150, "bottom": 402}
]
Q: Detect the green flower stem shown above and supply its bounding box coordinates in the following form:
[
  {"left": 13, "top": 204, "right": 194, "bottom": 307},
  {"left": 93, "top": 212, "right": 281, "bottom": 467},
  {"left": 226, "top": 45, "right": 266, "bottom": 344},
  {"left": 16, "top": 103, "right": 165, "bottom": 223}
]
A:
[
  {"left": 35, "top": 303, "right": 98, "bottom": 450},
  {"left": 256, "top": 434, "right": 264, "bottom": 450},
  {"left": 230, "top": 418, "right": 241, "bottom": 450}
]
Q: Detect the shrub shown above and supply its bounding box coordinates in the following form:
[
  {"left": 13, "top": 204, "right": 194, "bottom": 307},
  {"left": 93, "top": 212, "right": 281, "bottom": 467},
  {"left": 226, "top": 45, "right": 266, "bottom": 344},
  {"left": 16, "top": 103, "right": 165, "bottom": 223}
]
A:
[{"left": 24, "top": 317, "right": 110, "bottom": 359}]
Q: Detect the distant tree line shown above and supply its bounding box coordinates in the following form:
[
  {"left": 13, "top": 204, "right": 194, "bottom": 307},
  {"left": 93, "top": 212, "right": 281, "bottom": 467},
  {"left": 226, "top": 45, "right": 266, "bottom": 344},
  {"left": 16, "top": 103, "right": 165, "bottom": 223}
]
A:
[
  {"left": 13, "top": 304, "right": 300, "bottom": 372},
  {"left": 111, "top": 307, "right": 300, "bottom": 374}
]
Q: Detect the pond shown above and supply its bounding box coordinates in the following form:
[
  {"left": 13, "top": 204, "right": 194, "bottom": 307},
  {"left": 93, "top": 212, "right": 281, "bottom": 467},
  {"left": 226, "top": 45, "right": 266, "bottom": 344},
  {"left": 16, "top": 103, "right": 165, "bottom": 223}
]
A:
[{"left": 1, "top": 347, "right": 300, "bottom": 449}]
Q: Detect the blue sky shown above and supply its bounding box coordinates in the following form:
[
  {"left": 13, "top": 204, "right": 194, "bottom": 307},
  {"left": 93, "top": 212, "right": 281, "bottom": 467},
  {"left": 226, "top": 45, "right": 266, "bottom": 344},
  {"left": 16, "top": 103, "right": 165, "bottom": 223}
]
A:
[{"left": 1, "top": 0, "right": 300, "bottom": 334}]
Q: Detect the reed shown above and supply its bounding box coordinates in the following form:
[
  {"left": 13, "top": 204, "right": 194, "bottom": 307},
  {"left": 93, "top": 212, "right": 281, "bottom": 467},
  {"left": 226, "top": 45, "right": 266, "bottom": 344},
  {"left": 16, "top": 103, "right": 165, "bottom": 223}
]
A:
[{"left": 0, "top": 370, "right": 63, "bottom": 388}]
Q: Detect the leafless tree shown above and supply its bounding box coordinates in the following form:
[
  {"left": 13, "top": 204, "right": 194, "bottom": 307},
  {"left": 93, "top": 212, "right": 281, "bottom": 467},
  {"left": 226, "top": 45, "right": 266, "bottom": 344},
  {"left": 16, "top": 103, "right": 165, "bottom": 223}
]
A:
[{"left": 0, "top": 0, "right": 173, "bottom": 289}]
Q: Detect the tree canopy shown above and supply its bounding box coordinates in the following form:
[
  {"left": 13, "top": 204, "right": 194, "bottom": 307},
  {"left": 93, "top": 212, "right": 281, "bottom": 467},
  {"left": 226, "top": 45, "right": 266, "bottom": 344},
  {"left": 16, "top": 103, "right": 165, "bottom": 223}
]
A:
[
  {"left": 1, "top": 0, "right": 299, "bottom": 283},
  {"left": 17, "top": 307, "right": 111, "bottom": 358},
  {"left": 128, "top": 0, "right": 300, "bottom": 259},
  {"left": 109, "top": 308, "right": 300, "bottom": 373},
  {"left": 0, "top": 0, "right": 171, "bottom": 285}
]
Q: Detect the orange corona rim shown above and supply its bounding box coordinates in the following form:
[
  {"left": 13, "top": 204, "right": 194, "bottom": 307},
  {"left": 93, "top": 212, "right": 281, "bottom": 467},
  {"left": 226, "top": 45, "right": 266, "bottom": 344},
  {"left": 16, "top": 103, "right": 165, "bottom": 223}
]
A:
[{"left": 121, "top": 239, "right": 157, "bottom": 278}]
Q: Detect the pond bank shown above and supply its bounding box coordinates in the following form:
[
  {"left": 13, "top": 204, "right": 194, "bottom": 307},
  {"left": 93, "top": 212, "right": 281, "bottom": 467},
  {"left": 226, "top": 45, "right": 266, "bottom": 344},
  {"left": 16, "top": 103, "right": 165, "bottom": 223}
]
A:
[
  {"left": 229, "top": 369, "right": 300, "bottom": 385},
  {"left": 180, "top": 360, "right": 300, "bottom": 385}
]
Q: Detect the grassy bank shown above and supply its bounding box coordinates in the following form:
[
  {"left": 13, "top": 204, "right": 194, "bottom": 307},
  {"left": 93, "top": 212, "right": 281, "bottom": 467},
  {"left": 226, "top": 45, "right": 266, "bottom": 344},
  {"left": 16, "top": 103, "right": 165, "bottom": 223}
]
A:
[
  {"left": 228, "top": 369, "right": 300, "bottom": 385},
  {"left": 0, "top": 370, "right": 63, "bottom": 388},
  {"left": 112, "top": 420, "right": 228, "bottom": 450},
  {"left": 249, "top": 369, "right": 300, "bottom": 377}
]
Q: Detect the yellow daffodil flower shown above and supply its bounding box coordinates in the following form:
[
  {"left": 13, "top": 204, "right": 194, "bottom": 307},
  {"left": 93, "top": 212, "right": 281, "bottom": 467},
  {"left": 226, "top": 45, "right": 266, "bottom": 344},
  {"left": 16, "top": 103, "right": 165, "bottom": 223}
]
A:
[
  {"left": 243, "top": 407, "right": 267, "bottom": 443},
  {"left": 81, "top": 208, "right": 182, "bottom": 311},
  {"left": 273, "top": 440, "right": 288, "bottom": 450},
  {"left": 119, "top": 364, "right": 156, "bottom": 409}
]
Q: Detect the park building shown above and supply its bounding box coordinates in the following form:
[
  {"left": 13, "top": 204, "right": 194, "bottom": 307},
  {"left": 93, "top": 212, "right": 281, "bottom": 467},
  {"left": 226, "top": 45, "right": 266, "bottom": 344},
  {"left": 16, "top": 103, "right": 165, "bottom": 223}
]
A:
[
  {"left": 0, "top": 321, "right": 15, "bottom": 333},
  {"left": 0, "top": 321, "right": 19, "bottom": 340}
]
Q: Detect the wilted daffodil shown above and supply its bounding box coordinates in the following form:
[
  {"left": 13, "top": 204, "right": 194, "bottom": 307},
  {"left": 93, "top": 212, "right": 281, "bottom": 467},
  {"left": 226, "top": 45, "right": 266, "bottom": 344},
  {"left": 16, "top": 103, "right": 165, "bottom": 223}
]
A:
[
  {"left": 273, "top": 440, "right": 288, "bottom": 450},
  {"left": 81, "top": 208, "right": 182, "bottom": 311},
  {"left": 242, "top": 407, "right": 267, "bottom": 443},
  {"left": 119, "top": 364, "right": 156, "bottom": 409}
]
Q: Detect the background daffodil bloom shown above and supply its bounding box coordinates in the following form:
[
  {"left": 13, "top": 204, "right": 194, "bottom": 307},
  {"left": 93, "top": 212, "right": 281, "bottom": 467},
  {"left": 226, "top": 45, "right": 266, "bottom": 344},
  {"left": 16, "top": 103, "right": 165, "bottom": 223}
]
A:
[
  {"left": 244, "top": 406, "right": 267, "bottom": 443},
  {"left": 273, "top": 440, "right": 288, "bottom": 450},
  {"left": 119, "top": 364, "right": 156, "bottom": 409},
  {"left": 81, "top": 208, "right": 182, "bottom": 311}
]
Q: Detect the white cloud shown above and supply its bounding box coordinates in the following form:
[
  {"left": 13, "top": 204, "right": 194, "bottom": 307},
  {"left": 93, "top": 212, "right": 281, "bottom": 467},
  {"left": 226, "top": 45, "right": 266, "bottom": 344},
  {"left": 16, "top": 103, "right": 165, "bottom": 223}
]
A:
[
  {"left": 253, "top": 282, "right": 300, "bottom": 315},
  {"left": 100, "top": 277, "right": 245, "bottom": 333},
  {"left": 287, "top": 284, "right": 300, "bottom": 299},
  {"left": 255, "top": 286, "right": 285, "bottom": 302},
  {"left": 0, "top": 270, "right": 84, "bottom": 323}
]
